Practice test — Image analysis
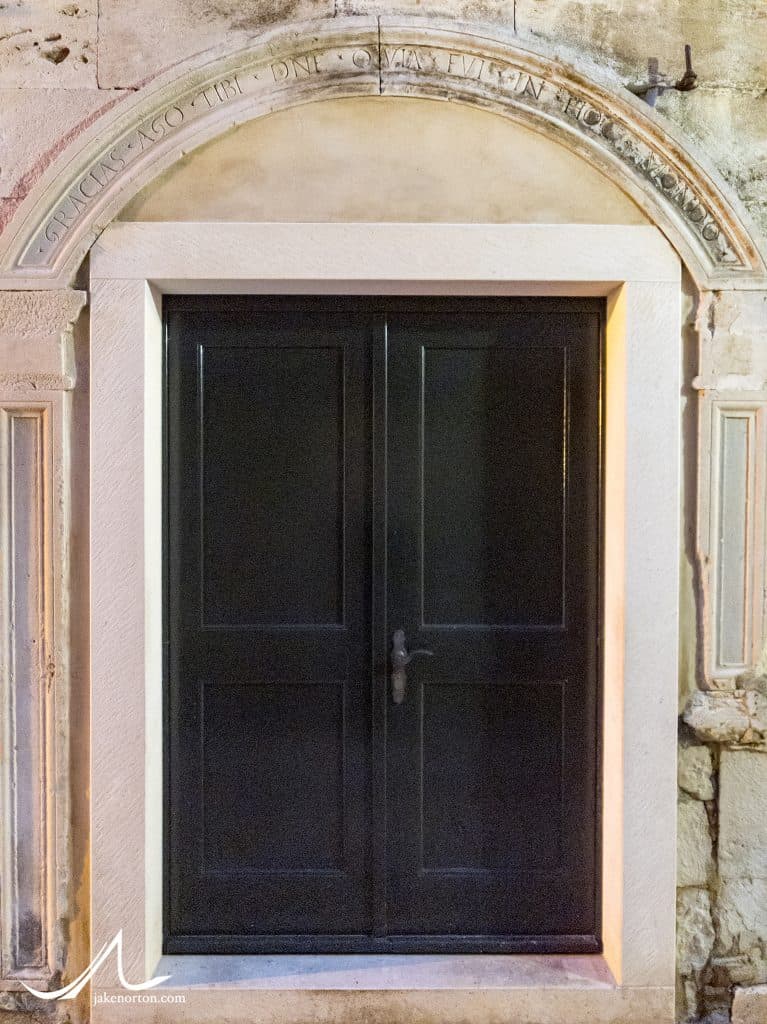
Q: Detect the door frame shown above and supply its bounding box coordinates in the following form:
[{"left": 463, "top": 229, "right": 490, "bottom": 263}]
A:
[{"left": 89, "top": 222, "right": 680, "bottom": 1024}]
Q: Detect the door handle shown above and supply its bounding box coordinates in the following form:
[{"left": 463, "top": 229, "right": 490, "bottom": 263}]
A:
[{"left": 391, "top": 628, "right": 433, "bottom": 704}]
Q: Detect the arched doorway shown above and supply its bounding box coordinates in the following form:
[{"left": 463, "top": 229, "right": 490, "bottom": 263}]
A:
[{"left": 4, "top": 16, "right": 764, "bottom": 1024}]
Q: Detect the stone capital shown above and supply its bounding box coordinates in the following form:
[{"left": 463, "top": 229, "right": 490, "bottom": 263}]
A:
[
  {"left": 0, "top": 288, "right": 87, "bottom": 392},
  {"left": 693, "top": 290, "right": 767, "bottom": 394}
]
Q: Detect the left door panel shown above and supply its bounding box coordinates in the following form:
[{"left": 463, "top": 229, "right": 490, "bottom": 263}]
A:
[{"left": 165, "top": 298, "right": 373, "bottom": 949}]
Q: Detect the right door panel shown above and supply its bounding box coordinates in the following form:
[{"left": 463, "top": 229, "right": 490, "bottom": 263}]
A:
[{"left": 385, "top": 303, "right": 601, "bottom": 948}]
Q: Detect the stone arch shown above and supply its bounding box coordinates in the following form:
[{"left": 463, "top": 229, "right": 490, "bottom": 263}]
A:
[{"left": 0, "top": 15, "right": 764, "bottom": 290}]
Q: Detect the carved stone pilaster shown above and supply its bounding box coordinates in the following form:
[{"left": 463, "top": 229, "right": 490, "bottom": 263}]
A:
[
  {"left": 0, "top": 288, "right": 86, "bottom": 993},
  {"left": 694, "top": 291, "right": 767, "bottom": 695}
]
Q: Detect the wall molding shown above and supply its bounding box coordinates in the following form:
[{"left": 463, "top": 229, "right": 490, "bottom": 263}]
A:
[
  {"left": 716, "top": 402, "right": 765, "bottom": 679},
  {"left": 698, "top": 396, "right": 767, "bottom": 690},
  {"left": 0, "top": 373, "right": 76, "bottom": 392},
  {"left": 0, "top": 16, "right": 764, "bottom": 290},
  {"left": 695, "top": 292, "right": 767, "bottom": 693}
]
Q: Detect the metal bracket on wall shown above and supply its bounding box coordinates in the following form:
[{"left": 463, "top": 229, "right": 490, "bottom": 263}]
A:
[{"left": 628, "top": 44, "right": 698, "bottom": 107}]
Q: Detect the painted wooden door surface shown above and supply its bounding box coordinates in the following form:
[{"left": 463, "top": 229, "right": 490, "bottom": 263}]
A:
[{"left": 165, "top": 296, "right": 601, "bottom": 954}]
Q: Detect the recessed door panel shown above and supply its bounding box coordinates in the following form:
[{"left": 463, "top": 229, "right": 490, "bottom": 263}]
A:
[
  {"left": 421, "top": 681, "right": 564, "bottom": 872},
  {"left": 422, "top": 342, "right": 566, "bottom": 627},
  {"left": 200, "top": 681, "right": 345, "bottom": 873},
  {"left": 200, "top": 345, "right": 345, "bottom": 627}
]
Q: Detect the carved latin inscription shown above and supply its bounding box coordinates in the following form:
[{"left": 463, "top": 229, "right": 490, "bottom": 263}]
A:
[
  {"left": 379, "top": 42, "right": 736, "bottom": 264},
  {"left": 560, "top": 94, "right": 726, "bottom": 252},
  {"left": 20, "top": 33, "right": 746, "bottom": 272},
  {"left": 31, "top": 45, "right": 356, "bottom": 260},
  {"left": 41, "top": 78, "right": 242, "bottom": 248},
  {"left": 381, "top": 43, "right": 547, "bottom": 98},
  {"left": 271, "top": 54, "right": 323, "bottom": 80}
]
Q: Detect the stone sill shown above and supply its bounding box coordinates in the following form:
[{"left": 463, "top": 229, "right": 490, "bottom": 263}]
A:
[{"left": 155, "top": 953, "right": 616, "bottom": 991}]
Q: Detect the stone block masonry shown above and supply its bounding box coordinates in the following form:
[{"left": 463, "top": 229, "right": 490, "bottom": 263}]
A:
[{"left": 681, "top": 705, "right": 767, "bottom": 1022}]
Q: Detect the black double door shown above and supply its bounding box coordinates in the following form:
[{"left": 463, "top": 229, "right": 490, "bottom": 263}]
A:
[{"left": 165, "top": 296, "right": 601, "bottom": 954}]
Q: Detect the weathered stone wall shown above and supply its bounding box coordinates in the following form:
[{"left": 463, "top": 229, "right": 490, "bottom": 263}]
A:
[
  {"left": 678, "top": 286, "right": 767, "bottom": 1023},
  {"left": 2, "top": 0, "right": 766, "bottom": 245},
  {"left": 682, "top": 691, "right": 767, "bottom": 1023},
  {"left": 0, "top": 4, "right": 765, "bottom": 1024}
]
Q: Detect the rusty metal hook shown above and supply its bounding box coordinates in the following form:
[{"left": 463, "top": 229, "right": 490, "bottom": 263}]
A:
[{"left": 628, "top": 44, "right": 698, "bottom": 107}]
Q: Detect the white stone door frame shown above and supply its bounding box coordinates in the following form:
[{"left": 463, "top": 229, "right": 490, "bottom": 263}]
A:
[{"left": 89, "top": 221, "right": 681, "bottom": 1024}]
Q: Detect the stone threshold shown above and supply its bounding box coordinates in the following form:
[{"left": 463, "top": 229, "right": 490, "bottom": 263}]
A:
[{"left": 155, "top": 953, "right": 616, "bottom": 991}]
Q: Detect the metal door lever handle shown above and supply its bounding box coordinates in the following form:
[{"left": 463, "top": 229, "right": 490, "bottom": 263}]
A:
[{"left": 391, "top": 628, "right": 433, "bottom": 704}]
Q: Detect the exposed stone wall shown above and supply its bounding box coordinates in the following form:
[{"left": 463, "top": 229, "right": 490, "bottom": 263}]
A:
[{"left": 682, "top": 688, "right": 767, "bottom": 1022}]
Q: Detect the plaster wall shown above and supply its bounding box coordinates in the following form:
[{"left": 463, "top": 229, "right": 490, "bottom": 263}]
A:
[{"left": 118, "top": 97, "right": 649, "bottom": 224}]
